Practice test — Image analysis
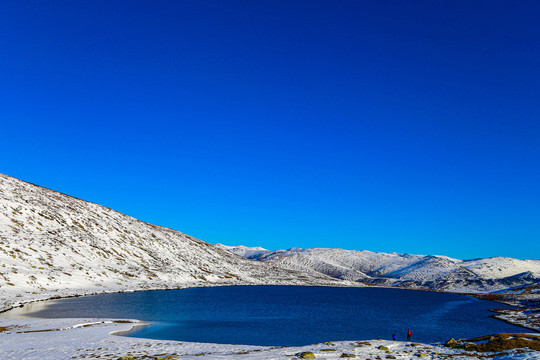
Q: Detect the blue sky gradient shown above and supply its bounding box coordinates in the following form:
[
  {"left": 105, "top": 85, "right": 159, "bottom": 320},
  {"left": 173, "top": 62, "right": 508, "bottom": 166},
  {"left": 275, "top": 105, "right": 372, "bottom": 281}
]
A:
[{"left": 1, "top": 1, "right": 538, "bottom": 259}]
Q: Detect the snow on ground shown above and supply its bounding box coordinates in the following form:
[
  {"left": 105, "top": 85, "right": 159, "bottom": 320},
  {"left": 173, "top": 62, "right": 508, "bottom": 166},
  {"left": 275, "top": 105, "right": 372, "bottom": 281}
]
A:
[{"left": 1, "top": 317, "right": 538, "bottom": 359}]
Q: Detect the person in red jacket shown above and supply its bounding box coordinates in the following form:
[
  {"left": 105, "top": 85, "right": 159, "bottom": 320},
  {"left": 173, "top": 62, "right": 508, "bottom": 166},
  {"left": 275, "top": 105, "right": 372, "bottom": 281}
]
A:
[{"left": 407, "top": 329, "right": 412, "bottom": 341}]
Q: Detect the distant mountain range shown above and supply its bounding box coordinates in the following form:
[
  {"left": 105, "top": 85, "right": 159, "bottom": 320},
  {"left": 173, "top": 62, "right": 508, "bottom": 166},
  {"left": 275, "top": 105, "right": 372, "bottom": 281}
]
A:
[
  {"left": 217, "top": 245, "right": 540, "bottom": 293},
  {"left": 0, "top": 174, "right": 341, "bottom": 312}
]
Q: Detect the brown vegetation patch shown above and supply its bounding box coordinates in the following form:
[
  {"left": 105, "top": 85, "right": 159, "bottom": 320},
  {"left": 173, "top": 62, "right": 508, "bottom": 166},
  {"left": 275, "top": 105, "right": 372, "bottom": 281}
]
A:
[
  {"left": 17, "top": 328, "right": 61, "bottom": 334},
  {"left": 448, "top": 333, "right": 540, "bottom": 353},
  {"left": 444, "top": 353, "right": 500, "bottom": 359},
  {"left": 354, "top": 341, "right": 371, "bottom": 347}
]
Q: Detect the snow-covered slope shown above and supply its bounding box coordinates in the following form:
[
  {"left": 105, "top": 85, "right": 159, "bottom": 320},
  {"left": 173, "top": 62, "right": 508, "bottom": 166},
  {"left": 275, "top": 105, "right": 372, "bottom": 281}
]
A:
[
  {"left": 463, "top": 257, "right": 540, "bottom": 279},
  {"left": 216, "top": 244, "right": 270, "bottom": 260},
  {"left": 0, "top": 174, "right": 344, "bottom": 313},
  {"left": 220, "top": 246, "right": 540, "bottom": 293}
]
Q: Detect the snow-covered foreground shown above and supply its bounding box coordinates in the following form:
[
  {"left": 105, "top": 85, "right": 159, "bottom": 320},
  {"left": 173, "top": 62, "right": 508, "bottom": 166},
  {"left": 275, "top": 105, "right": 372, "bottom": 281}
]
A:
[{"left": 1, "top": 317, "right": 538, "bottom": 360}]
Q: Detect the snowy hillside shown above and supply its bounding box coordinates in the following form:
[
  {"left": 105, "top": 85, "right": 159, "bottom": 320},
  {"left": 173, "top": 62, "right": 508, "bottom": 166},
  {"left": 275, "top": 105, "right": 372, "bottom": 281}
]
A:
[
  {"left": 0, "top": 174, "right": 344, "bottom": 313},
  {"left": 218, "top": 246, "right": 540, "bottom": 293}
]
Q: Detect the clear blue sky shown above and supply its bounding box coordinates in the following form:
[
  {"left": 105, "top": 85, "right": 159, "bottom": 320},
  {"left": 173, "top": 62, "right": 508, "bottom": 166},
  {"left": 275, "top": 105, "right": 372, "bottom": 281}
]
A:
[{"left": 1, "top": 1, "right": 538, "bottom": 260}]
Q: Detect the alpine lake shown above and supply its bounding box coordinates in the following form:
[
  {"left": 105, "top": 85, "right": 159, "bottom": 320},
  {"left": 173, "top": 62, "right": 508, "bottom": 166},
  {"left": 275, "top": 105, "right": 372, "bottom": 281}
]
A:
[{"left": 3, "top": 286, "right": 527, "bottom": 346}]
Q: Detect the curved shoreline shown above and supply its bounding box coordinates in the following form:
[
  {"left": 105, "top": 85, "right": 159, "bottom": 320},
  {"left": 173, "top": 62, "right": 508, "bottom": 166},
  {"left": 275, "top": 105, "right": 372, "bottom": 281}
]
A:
[
  {"left": 465, "top": 293, "right": 540, "bottom": 333},
  {"left": 109, "top": 320, "right": 151, "bottom": 337},
  {"left": 2, "top": 283, "right": 537, "bottom": 336}
]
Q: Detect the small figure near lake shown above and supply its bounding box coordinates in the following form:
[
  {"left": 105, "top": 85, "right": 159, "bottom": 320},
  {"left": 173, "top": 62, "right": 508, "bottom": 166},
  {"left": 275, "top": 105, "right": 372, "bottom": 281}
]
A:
[
  {"left": 407, "top": 329, "right": 412, "bottom": 341},
  {"left": 392, "top": 333, "right": 396, "bottom": 341}
]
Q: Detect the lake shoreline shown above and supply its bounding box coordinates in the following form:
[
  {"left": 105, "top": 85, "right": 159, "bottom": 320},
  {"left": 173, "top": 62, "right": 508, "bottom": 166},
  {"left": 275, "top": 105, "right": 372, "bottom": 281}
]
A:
[
  {"left": 465, "top": 292, "right": 540, "bottom": 333},
  {"left": 1, "top": 283, "right": 539, "bottom": 359},
  {"left": 2, "top": 282, "right": 538, "bottom": 334}
]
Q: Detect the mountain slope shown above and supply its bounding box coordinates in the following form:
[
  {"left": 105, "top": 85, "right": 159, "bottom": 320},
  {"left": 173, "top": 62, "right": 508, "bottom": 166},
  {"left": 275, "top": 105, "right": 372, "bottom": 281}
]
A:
[
  {"left": 0, "top": 174, "right": 344, "bottom": 312},
  {"left": 219, "top": 246, "right": 540, "bottom": 293}
]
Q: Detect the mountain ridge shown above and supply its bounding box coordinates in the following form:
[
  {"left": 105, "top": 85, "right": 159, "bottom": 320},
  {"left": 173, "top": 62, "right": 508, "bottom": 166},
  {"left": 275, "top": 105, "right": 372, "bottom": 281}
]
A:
[
  {"left": 0, "top": 173, "right": 345, "bottom": 313},
  {"left": 217, "top": 245, "right": 540, "bottom": 293}
]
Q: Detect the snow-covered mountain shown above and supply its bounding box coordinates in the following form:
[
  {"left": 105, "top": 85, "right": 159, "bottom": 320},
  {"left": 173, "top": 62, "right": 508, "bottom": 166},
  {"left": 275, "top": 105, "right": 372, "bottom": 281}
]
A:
[
  {"left": 218, "top": 246, "right": 540, "bottom": 293},
  {"left": 0, "top": 174, "right": 344, "bottom": 313}
]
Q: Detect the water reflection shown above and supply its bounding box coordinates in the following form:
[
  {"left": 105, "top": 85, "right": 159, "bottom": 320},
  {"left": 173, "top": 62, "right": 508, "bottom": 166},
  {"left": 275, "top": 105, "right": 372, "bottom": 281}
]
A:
[{"left": 0, "top": 300, "right": 57, "bottom": 319}]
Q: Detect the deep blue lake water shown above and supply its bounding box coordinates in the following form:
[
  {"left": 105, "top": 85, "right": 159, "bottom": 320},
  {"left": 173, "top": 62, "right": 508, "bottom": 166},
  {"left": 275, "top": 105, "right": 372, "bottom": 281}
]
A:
[{"left": 19, "top": 286, "right": 526, "bottom": 346}]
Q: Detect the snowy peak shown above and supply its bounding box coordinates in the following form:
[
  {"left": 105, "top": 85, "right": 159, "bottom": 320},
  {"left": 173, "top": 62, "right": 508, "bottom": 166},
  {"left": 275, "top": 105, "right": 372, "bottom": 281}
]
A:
[{"left": 215, "top": 244, "right": 270, "bottom": 260}]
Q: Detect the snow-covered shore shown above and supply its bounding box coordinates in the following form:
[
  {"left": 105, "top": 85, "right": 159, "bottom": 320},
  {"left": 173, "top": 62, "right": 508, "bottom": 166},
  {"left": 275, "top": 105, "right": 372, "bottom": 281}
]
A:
[{"left": 1, "top": 316, "right": 539, "bottom": 359}]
